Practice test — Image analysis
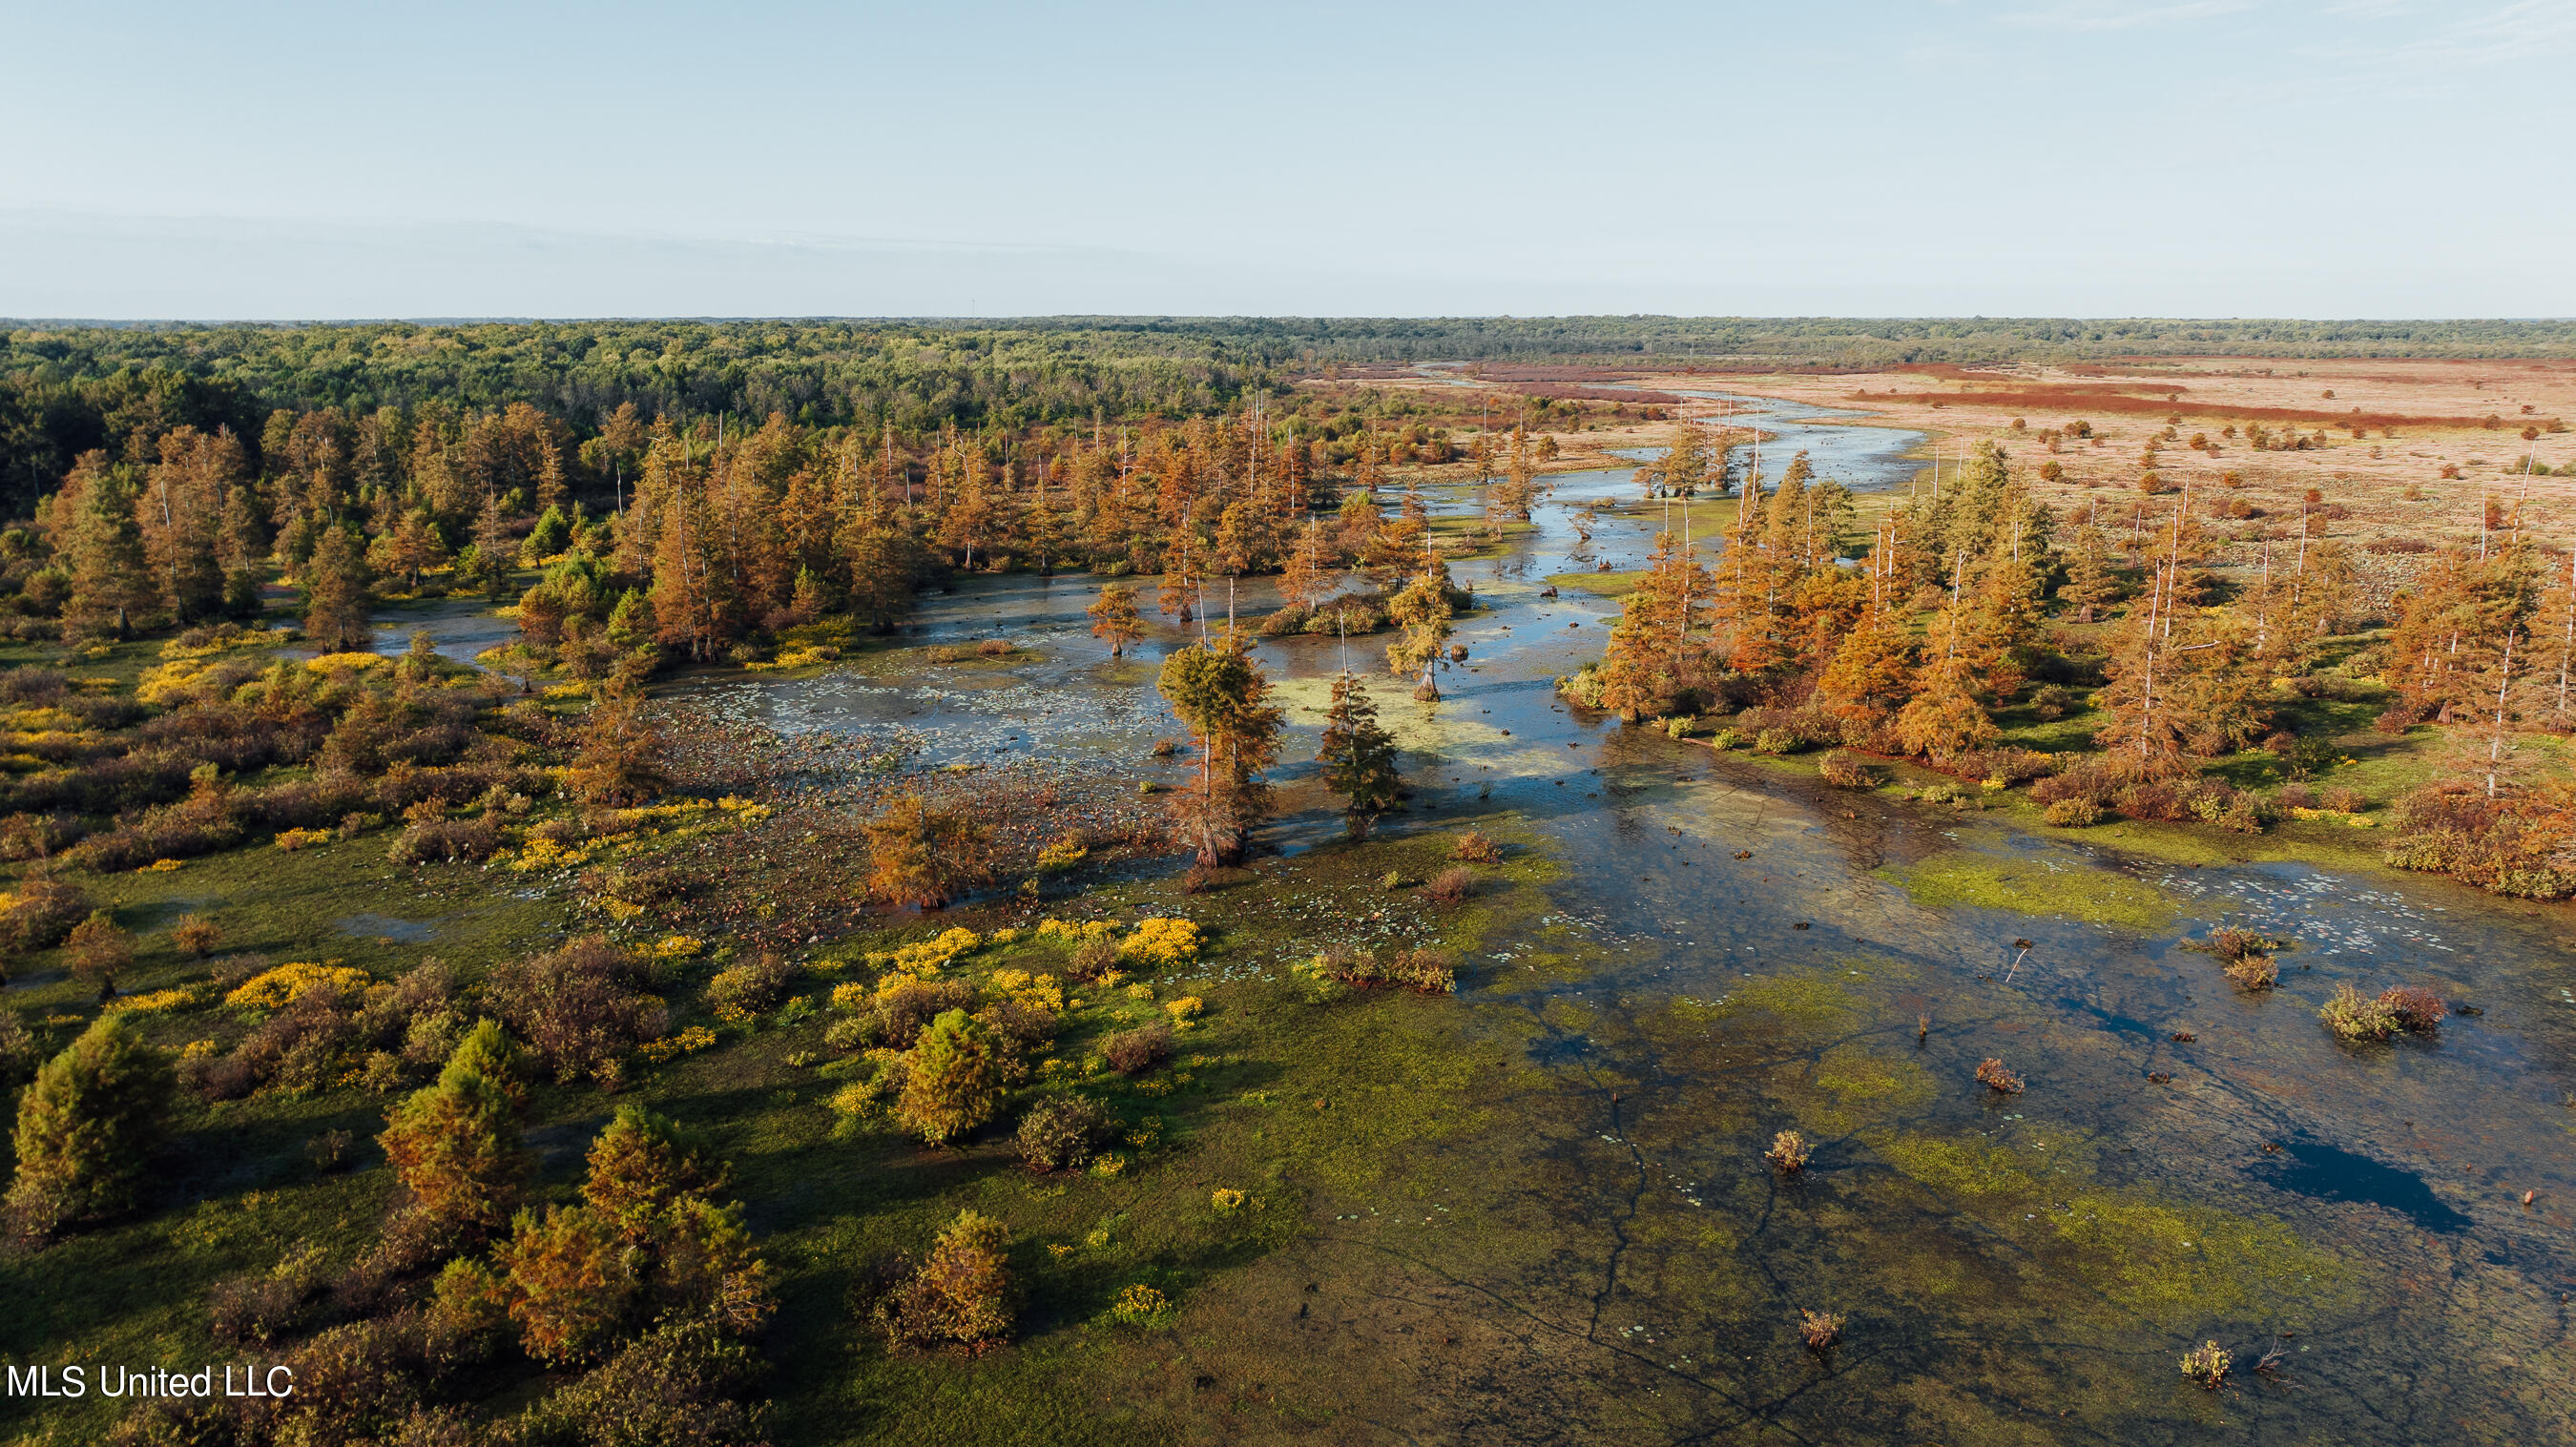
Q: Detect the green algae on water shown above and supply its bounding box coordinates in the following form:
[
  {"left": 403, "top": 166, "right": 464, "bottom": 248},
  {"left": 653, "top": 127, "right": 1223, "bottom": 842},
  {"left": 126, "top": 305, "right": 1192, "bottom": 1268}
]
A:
[
  {"left": 1812, "top": 1048, "right": 1936, "bottom": 1108},
  {"left": 1546, "top": 569, "right": 1643, "bottom": 599},
  {"left": 1670, "top": 972, "right": 1857, "bottom": 1030},
  {"left": 1880, "top": 850, "right": 2178, "bottom": 932}
]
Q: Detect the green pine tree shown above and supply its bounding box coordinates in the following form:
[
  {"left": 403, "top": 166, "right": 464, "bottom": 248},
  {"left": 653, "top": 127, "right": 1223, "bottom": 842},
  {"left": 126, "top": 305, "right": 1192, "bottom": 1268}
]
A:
[
  {"left": 378, "top": 1020, "right": 530, "bottom": 1234},
  {"left": 6, "top": 1013, "right": 176, "bottom": 1239},
  {"left": 301, "top": 523, "right": 375, "bottom": 652},
  {"left": 895, "top": 1010, "right": 1009, "bottom": 1145},
  {"left": 1318, "top": 672, "right": 1402, "bottom": 837}
]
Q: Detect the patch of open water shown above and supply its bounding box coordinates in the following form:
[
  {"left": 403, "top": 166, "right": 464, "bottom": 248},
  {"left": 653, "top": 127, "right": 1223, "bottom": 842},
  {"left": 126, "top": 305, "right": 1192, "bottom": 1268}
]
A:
[{"left": 655, "top": 472, "right": 2574, "bottom": 1441}]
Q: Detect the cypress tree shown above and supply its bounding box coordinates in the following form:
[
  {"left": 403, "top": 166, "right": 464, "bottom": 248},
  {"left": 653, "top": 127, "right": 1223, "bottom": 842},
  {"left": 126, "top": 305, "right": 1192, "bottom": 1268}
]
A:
[
  {"left": 1086, "top": 582, "right": 1144, "bottom": 656},
  {"left": 1155, "top": 638, "right": 1283, "bottom": 865},
  {"left": 1318, "top": 673, "right": 1402, "bottom": 837},
  {"left": 378, "top": 1020, "right": 529, "bottom": 1235},
  {"left": 582, "top": 1104, "right": 724, "bottom": 1241},
  {"left": 6, "top": 1013, "right": 176, "bottom": 1239},
  {"left": 895, "top": 1009, "right": 1008, "bottom": 1145},
  {"left": 302, "top": 523, "right": 375, "bottom": 652},
  {"left": 60, "top": 453, "right": 157, "bottom": 641}
]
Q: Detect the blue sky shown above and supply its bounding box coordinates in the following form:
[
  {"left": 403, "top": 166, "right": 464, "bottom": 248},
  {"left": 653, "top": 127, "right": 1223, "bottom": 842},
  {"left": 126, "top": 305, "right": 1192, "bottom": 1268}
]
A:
[{"left": 3, "top": 0, "right": 2569, "bottom": 319}]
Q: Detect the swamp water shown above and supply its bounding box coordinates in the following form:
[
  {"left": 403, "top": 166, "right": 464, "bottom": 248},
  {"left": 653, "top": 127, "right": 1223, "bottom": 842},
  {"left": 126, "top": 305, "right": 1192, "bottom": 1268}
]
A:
[{"left": 670, "top": 464, "right": 2564, "bottom": 1442}]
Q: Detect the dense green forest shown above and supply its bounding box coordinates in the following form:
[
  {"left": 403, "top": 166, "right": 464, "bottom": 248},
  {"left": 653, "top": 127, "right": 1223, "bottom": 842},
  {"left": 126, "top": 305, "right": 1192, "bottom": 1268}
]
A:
[{"left": 10, "top": 316, "right": 2576, "bottom": 516}]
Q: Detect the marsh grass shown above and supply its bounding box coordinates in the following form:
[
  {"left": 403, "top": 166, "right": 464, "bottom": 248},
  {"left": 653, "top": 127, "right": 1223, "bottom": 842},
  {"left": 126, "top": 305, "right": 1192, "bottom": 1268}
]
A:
[
  {"left": 1798, "top": 1309, "right": 1845, "bottom": 1351},
  {"left": 2180, "top": 1339, "right": 2232, "bottom": 1390},
  {"left": 2191, "top": 926, "right": 2284, "bottom": 988},
  {"left": 1766, "top": 1130, "right": 1812, "bottom": 1174},
  {"left": 1975, "top": 1058, "right": 2025, "bottom": 1095},
  {"left": 2, "top": 821, "right": 1523, "bottom": 1442},
  {"left": 2320, "top": 982, "right": 2446, "bottom": 1042},
  {"left": 2318, "top": 983, "right": 2401, "bottom": 1042}
]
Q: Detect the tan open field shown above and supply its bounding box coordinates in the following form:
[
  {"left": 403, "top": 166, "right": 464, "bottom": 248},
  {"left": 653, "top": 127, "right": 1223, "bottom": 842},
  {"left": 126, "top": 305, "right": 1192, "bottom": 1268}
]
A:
[
  {"left": 1626, "top": 357, "right": 2576, "bottom": 550},
  {"left": 1346, "top": 357, "right": 2575, "bottom": 612}
]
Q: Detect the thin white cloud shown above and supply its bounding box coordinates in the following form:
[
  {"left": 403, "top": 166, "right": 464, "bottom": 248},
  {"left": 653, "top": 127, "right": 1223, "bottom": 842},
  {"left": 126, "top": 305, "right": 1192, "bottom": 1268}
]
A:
[
  {"left": 2316, "top": 0, "right": 2576, "bottom": 68},
  {"left": 2002, "top": 0, "right": 2258, "bottom": 31}
]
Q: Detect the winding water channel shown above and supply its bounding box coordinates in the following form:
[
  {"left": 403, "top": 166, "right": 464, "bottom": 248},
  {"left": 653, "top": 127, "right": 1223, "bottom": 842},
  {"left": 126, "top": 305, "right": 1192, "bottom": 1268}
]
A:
[
  {"left": 392, "top": 434, "right": 2572, "bottom": 1438},
  {"left": 705, "top": 459, "right": 2572, "bottom": 1439}
]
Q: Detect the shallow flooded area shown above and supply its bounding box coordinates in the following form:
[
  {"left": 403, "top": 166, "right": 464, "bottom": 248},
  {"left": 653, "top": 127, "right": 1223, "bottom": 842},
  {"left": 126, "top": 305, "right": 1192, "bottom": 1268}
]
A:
[
  {"left": 637, "top": 465, "right": 2573, "bottom": 1442},
  {"left": 1608, "top": 381, "right": 1934, "bottom": 497}
]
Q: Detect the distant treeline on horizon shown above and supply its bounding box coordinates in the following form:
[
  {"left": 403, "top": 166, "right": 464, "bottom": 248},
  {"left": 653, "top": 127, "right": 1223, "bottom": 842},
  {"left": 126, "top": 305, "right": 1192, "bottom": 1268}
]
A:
[{"left": 5, "top": 315, "right": 2572, "bottom": 516}]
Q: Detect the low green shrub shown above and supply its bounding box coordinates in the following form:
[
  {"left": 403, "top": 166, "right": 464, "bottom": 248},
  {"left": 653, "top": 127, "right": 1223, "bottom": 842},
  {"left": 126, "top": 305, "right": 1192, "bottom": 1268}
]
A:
[
  {"left": 2319, "top": 982, "right": 2401, "bottom": 1042},
  {"left": 1016, "top": 1097, "right": 1116, "bottom": 1172},
  {"left": 876, "top": 1209, "right": 1013, "bottom": 1347},
  {"left": 1818, "top": 750, "right": 1874, "bottom": 789}
]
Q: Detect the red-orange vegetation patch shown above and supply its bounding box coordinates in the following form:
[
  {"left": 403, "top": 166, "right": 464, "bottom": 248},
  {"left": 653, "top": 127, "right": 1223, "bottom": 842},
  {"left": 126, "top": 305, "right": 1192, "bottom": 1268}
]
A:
[{"left": 1853, "top": 388, "right": 2489, "bottom": 429}]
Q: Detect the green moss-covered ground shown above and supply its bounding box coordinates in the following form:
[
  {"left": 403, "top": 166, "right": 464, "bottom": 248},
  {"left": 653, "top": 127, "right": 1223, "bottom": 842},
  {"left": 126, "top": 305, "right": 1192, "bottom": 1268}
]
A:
[
  {"left": 1877, "top": 850, "right": 2180, "bottom": 932},
  {"left": 9, "top": 618, "right": 2568, "bottom": 1443},
  {"left": 1, "top": 803, "right": 1560, "bottom": 1443}
]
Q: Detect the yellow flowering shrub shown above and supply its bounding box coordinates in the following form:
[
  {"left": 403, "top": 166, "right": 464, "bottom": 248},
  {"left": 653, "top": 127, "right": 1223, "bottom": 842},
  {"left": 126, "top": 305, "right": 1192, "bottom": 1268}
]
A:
[
  {"left": 226, "top": 961, "right": 369, "bottom": 1011},
  {"left": 304, "top": 652, "right": 385, "bottom": 674},
  {"left": 741, "top": 646, "right": 838, "bottom": 672},
  {"left": 987, "top": 969, "right": 1064, "bottom": 1013},
  {"left": 1034, "top": 837, "right": 1088, "bottom": 874},
  {"left": 593, "top": 898, "right": 646, "bottom": 922},
  {"left": 4, "top": 707, "right": 84, "bottom": 734},
  {"left": 136, "top": 660, "right": 224, "bottom": 705},
  {"left": 636, "top": 1025, "right": 718, "bottom": 1064},
  {"left": 862, "top": 928, "right": 980, "bottom": 979},
  {"left": 137, "top": 858, "right": 186, "bottom": 873},
  {"left": 1119, "top": 918, "right": 1201, "bottom": 967},
  {"left": 649, "top": 936, "right": 705, "bottom": 960},
  {"left": 1037, "top": 918, "right": 1115, "bottom": 941},
  {"left": 827, "top": 1081, "right": 876, "bottom": 1119},
  {"left": 509, "top": 836, "right": 592, "bottom": 872},
  {"left": 1211, "top": 1188, "right": 1245, "bottom": 1211},
  {"left": 716, "top": 796, "right": 773, "bottom": 823},
  {"left": 1164, "top": 996, "right": 1204, "bottom": 1028},
  {"left": 823, "top": 1049, "right": 904, "bottom": 1127},
  {"left": 829, "top": 982, "right": 872, "bottom": 1011},
  {"left": 605, "top": 799, "right": 715, "bottom": 830},
  {"left": 106, "top": 987, "right": 200, "bottom": 1015},
  {"left": 180, "top": 1039, "right": 219, "bottom": 1062},
  {"left": 1107, "top": 1284, "right": 1168, "bottom": 1325},
  {"left": 157, "top": 627, "right": 291, "bottom": 662},
  {"left": 272, "top": 828, "right": 334, "bottom": 852}
]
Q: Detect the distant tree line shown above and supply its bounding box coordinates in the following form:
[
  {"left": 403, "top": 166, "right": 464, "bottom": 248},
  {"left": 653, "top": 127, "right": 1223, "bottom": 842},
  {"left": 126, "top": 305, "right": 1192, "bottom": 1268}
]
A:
[{"left": 10, "top": 315, "right": 2575, "bottom": 514}]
